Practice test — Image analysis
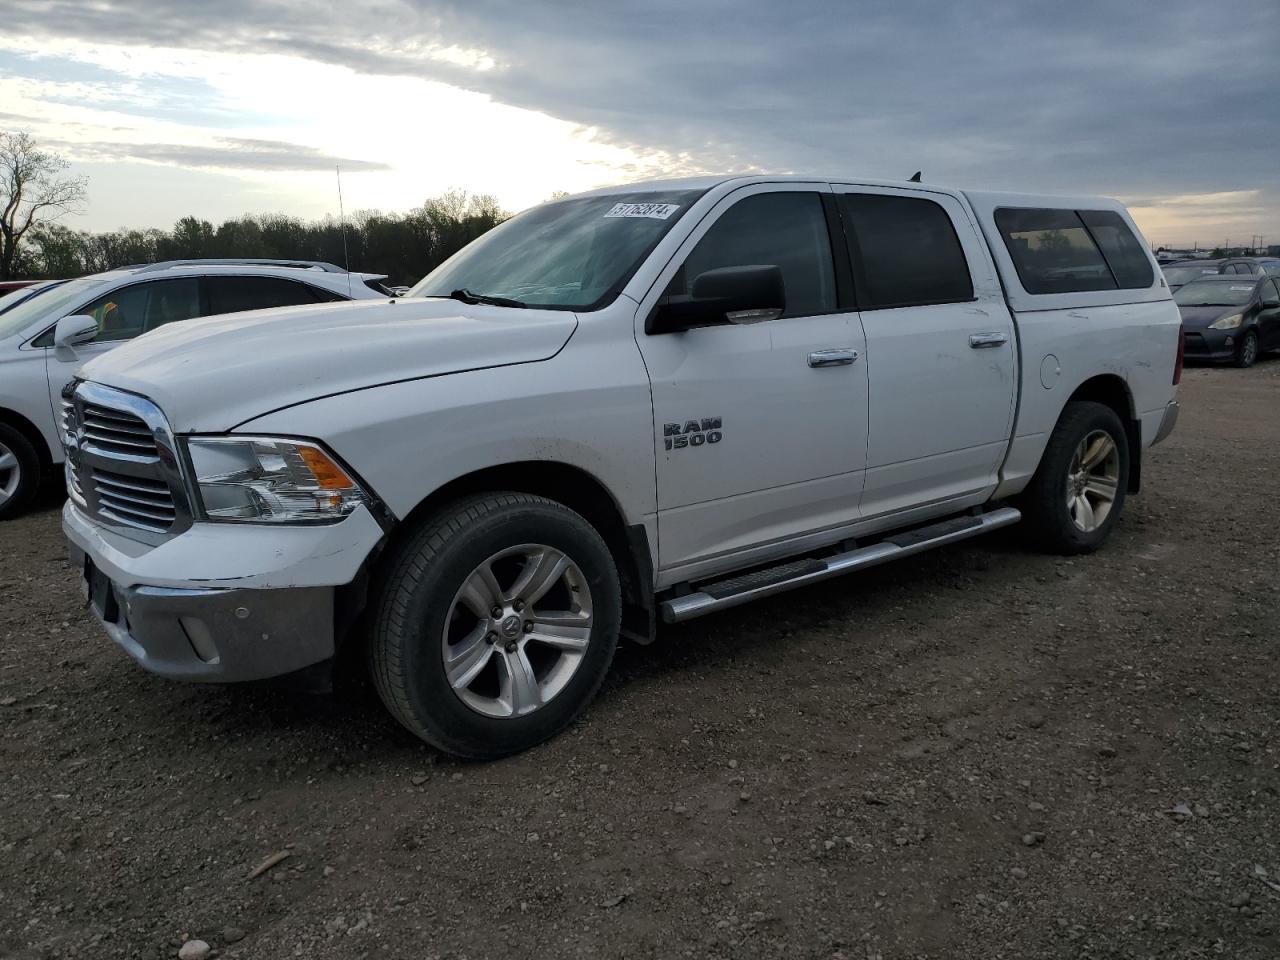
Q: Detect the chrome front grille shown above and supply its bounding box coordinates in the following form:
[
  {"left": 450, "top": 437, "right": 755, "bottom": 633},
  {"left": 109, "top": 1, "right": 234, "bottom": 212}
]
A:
[
  {"left": 66, "top": 457, "right": 84, "bottom": 505},
  {"left": 81, "top": 404, "right": 161, "bottom": 458},
  {"left": 92, "top": 468, "right": 176, "bottom": 530},
  {"left": 63, "top": 382, "right": 192, "bottom": 543}
]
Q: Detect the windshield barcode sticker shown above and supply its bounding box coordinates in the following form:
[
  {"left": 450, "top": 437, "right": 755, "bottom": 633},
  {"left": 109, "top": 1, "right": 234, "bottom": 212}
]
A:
[{"left": 604, "top": 202, "right": 680, "bottom": 220}]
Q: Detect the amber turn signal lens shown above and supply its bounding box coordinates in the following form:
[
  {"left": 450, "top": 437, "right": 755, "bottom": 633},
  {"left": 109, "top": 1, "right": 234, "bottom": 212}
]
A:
[{"left": 297, "top": 445, "right": 355, "bottom": 489}]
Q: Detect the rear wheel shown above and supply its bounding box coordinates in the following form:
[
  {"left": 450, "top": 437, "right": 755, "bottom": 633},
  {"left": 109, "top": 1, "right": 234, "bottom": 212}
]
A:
[
  {"left": 1020, "top": 401, "right": 1129, "bottom": 555},
  {"left": 0, "top": 423, "right": 40, "bottom": 521},
  {"left": 1234, "top": 330, "right": 1258, "bottom": 368},
  {"left": 368, "top": 493, "right": 620, "bottom": 759}
]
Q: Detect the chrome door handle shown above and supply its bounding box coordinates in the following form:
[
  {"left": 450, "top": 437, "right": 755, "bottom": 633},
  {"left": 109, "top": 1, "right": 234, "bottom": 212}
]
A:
[
  {"left": 969, "top": 332, "right": 1009, "bottom": 349},
  {"left": 807, "top": 348, "right": 859, "bottom": 368}
]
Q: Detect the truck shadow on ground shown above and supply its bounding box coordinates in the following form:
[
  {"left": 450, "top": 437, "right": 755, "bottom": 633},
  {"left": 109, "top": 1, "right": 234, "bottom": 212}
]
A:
[{"left": 108, "top": 521, "right": 1078, "bottom": 765}]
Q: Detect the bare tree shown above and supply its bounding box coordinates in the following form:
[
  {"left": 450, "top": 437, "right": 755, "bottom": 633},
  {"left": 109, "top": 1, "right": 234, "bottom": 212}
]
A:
[{"left": 0, "top": 131, "right": 88, "bottom": 279}]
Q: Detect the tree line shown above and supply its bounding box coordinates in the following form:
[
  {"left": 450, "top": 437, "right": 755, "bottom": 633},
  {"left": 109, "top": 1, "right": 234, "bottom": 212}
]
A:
[
  {"left": 12, "top": 190, "right": 509, "bottom": 286},
  {"left": 2, "top": 129, "right": 516, "bottom": 284}
]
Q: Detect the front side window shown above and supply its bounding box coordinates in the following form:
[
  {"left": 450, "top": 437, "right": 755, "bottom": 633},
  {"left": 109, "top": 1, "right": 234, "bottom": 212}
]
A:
[
  {"left": 79, "top": 278, "right": 201, "bottom": 342},
  {"left": 1262, "top": 262, "right": 1280, "bottom": 277},
  {"left": 995, "top": 208, "right": 1116, "bottom": 294},
  {"left": 411, "top": 190, "right": 702, "bottom": 310},
  {"left": 841, "top": 193, "right": 973, "bottom": 308},
  {"left": 204, "top": 276, "right": 330, "bottom": 315},
  {"left": 663, "top": 192, "right": 837, "bottom": 319}
]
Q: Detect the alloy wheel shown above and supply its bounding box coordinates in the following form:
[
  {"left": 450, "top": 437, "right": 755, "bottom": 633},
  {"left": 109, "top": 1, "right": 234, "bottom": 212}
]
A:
[
  {"left": 0, "top": 441, "right": 20, "bottom": 508},
  {"left": 1065, "top": 430, "right": 1120, "bottom": 533},
  {"left": 441, "top": 544, "right": 593, "bottom": 719},
  {"left": 1241, "top": 333, "right": 1258, "bottom": 367}
]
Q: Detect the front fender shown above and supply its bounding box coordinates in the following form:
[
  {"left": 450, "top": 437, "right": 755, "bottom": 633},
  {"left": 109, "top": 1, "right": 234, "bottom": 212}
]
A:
[{"left": 238, "top": 335, "right": 658, "bottom": 530}]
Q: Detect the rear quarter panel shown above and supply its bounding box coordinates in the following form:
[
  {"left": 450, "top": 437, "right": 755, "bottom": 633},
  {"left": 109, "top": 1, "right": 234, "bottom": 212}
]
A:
[
  {"left": 959, "top": 190, "right": 1180, "bottom": 495},
  {"left": 995, "top": 299, "right": 1181, "bottom": 496}
]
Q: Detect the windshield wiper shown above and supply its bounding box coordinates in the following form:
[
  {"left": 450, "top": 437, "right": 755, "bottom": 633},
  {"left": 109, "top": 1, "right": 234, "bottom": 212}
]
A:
[{"left": 447, "top": 288, "right": 527, "bottom": 308}]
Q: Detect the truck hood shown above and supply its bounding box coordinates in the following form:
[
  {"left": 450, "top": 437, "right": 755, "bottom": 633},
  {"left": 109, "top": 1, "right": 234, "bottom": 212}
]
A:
[{"left": 79, "top": 298, "right": 578, "bottom": 432}]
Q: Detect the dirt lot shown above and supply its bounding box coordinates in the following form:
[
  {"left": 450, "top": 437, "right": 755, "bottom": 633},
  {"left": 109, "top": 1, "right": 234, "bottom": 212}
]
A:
[{"left": 2, "top": 363, "right": 1278, "bottom": 960}]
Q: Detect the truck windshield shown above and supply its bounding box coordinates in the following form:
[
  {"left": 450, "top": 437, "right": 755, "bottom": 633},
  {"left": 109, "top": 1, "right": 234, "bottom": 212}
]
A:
[
  {"left": 408, "top": 190, "right": 703, "bottom": 310},
  {"left": 0, "top": 278, "right": 100, "bottom": 341}
]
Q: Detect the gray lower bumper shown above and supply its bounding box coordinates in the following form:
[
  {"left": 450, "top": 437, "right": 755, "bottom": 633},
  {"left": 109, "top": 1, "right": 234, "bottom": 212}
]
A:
[
  {"left": 1152, "top": 400, "right": 1179, "bottom": 446},
  {"left": 70, "top": 544, "right": 335, "bottom": 682}
]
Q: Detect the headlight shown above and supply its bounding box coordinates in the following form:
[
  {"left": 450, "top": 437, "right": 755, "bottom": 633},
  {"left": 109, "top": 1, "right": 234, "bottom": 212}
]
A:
[
  {"left": 1209, "top": 313, "right": 1244, "bottom": 330},
  {"left": 185, "top": 436, "right": 371, "bottom": 524}
]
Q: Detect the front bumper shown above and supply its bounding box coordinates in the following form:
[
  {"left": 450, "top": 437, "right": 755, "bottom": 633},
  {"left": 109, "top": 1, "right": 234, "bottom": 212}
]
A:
[
  {"left": 1182, "top": 328, "right": 1239, "bottom": 362},
  {"left": 69, "top": 542, "right": 333, "bottom": 681},
  {"left": 63, "top": 501, "right": 385, "bottom": 682}
]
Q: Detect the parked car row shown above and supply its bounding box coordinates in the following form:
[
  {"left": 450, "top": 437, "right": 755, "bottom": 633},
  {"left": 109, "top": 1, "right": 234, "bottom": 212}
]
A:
[
  {"left": 0, "top": 260, "right": 390, "bottom": 519},
  {"left": 1175, "top": 273, "right": 1280, "bottom": 367},
  {"left": 1160, "top": 256, "right": 1280, "bottom": 291}
]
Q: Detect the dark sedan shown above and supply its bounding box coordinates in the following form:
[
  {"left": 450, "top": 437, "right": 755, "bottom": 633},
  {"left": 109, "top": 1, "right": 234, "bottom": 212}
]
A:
[
  {"left": 1177, "top": 274, "right": 1280, "bottom": 368},
  {"left": 1161, "top": 260, "right": 1222, "bottom": 292},
  {"left": 1219, "top": 257, "right": 1280, "bottom": 278}
]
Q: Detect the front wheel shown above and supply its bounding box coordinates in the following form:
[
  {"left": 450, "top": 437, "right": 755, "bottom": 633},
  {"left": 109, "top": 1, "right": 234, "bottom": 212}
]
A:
[
  {"left": 1234, "top": 330, "right": 1259, "bottom": 368},
  {"left": 0, "top": 423, "right": 41, "bottom": 521},
  {"left": 1020, "top": 401, "right": 1130, "bottom": 555},
  {"left": 368, "top": 493, "right": 621, "bottom": 759}
]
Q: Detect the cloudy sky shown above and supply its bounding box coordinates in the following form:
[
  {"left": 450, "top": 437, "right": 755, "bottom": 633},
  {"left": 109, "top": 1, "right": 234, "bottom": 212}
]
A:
[{"left": 2, "top": 0, "right": 1277, "bottom": 247}]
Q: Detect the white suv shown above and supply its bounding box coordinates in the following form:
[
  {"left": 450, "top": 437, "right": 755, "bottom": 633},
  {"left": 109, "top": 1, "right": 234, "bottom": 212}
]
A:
[{"left": 0, "top": 260, "right": 389, "bottom": 519}]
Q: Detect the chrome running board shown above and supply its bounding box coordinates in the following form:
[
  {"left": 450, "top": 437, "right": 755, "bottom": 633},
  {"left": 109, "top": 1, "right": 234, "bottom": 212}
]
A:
[{"left": 659, "top": 506, "right": 1022, "bottom": 623}]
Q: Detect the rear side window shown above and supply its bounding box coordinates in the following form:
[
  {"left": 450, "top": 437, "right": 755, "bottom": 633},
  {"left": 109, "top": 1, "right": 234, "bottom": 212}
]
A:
[
  {"left": 995, "top": 209, "right": 1117, "bottom": 294},
  {"left": 204, "top": 276, "right": 334, "bottom": 315},
  {"left": 1078, "top": 210, "right": 1153, "bottom": 288},
  {"left": 840, "top": 194, "right": 973, "bottom": 309}
]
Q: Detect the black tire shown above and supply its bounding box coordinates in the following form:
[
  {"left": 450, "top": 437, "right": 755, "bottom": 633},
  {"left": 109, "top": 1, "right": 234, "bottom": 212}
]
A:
[
  {"left": 0, "top": 423, "right": 41, "bottom": 521},
  {"left": 1019, "top": 401, "right": 1130, "bottom": 555},
  {"left": 1234, "top": 329, "right": 1259, "bottom": 368},
  {"left": 368, "top": 492, "right": 621, "bottom": 759}
]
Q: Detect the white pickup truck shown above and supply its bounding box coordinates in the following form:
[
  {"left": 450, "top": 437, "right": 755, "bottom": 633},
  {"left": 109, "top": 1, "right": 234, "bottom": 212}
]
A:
[{"left": 62, "top": 175, "right": 1181, "bottom": 758}]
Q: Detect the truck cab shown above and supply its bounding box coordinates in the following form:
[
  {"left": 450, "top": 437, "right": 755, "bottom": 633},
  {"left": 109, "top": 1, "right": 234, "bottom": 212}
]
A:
[{"left": 61, "top": 175, "right": 1181, "bottom": 758}]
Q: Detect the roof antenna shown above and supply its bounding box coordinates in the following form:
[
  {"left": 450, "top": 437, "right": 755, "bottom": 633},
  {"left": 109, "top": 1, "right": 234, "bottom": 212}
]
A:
[
  {"left": 908, "top": 171, "right": 922, "bottom": 182},
  {"left": 336, "top": 164, "right": 352, "bottom": 298}
]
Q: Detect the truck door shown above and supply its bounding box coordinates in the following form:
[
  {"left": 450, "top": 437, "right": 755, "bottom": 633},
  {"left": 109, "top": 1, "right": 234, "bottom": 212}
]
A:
[
  {"left": 829, "top": 186, "right": 1017, "bottom": 517},
  {"left": 633, "top": 185, "right": 869, "bottom": 576}
]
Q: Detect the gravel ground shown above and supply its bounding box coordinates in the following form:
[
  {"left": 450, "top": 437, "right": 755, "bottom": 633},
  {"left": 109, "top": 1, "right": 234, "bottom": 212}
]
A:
[{"left": 1, "top": 363, "right": 1278, "bottom": 960}]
